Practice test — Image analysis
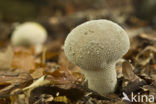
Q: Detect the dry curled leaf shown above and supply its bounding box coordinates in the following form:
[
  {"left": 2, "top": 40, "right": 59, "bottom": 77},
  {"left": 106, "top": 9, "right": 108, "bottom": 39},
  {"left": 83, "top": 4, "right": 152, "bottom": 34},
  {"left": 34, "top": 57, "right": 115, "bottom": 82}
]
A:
[{"left": 122, "top": 61, "right": 138, "bottom": 81}]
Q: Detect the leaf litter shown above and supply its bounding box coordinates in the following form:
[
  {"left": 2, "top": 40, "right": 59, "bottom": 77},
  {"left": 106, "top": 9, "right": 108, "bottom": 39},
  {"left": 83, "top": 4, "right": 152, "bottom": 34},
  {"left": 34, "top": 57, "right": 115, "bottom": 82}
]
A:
[{"left": 0, "top": 1, "right": 156, "bottom": 104}]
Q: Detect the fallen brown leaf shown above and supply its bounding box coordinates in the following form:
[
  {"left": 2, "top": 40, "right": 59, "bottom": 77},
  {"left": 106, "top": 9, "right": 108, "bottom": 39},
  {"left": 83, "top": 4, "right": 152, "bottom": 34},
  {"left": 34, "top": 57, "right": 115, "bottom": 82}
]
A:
[
  {"left": 122, "top": 61, "right": 147, "bottom": 94},
  {"left": 30, "top": 68, "right": 44, "bottom": 79},
  {"left": 11, "top": 47, "right": 36, "bottom": 72},
  {"left": 58, "top": 51, "right": 81, "bottom": 72},
  {"left": 0, "top": 46, "right": 13, "bottom": 70},
  {"left": 122, "top": 61, "right": 137, "bottom": 81}
]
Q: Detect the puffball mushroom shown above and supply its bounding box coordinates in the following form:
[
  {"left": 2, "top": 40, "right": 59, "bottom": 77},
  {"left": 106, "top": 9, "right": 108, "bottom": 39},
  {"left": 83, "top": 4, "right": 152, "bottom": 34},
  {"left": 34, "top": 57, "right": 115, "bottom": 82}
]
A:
[
  {"left": 64, "top": 19, "right": 130, "bottom": 96},
  {"left": 11, "top": 22, "right": 47, "bottom": 53}
]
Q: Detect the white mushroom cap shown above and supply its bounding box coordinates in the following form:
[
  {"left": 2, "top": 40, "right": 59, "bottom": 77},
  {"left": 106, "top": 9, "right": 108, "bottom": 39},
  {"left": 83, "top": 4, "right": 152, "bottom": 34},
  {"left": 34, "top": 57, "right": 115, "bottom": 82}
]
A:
[
  {"left": 64, "top": 19, "right": 130, "bottom": 96},
  {"left": 11, "top": 22, "right": 47, "bottom": 47},
  {"left": 64, "top": 19, "right": 130, "bottom": 70}
]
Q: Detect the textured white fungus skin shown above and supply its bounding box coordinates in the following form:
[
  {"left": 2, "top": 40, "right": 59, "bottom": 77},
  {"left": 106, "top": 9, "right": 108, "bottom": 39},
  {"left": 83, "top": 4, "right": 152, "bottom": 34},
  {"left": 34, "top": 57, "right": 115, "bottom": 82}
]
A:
[
  {"left": 11, "top": 22, "right": 47, "bottom": 47},
  {"left": 64, "top": 19, "right": 130, "bottom": 96}
]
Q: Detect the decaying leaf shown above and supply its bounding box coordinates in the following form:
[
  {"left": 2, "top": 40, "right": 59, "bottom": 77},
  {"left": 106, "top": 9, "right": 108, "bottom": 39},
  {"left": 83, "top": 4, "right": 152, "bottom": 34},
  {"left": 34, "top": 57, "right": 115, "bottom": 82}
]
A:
[
  {"left": 22, "top": 62, "right": 85, "bottom": 103},
  {"left": 122, "top": 61, "right": 138, "bottom": 81},
  {"left": 11, "top": 47, "right": 36, "bottom": 72},
  {"left": 42, "top": 62, "right": 77, "bottom": 89},
  {"left": 58, "top": 51, "right": 84, "bottom": 84},
  {"left": 0, "top": 46, "right": 14, "bottom": 70},
  {"left": 30, "top": 68, "right": 45, "bottom": 79},
  {"left": 122, "top": 61, "right": 146, "bottom": 94},
  {"left": 58, "top": 51, "right": 81, "bottom": 72},
  {"left": 29, "top": 85, "right": 84, "bottom": 104},
  {"left": 122, "top": 79, "right": 146, "bottom": 95},
  {"left": 0, "top": 72, "right": 33, "bottom": 98},
  {"left": 135, "top": 46, "right": 156, "bottom": 66},
  {"left": 1, "top": 2, "right": 156, "bottom": 103}
]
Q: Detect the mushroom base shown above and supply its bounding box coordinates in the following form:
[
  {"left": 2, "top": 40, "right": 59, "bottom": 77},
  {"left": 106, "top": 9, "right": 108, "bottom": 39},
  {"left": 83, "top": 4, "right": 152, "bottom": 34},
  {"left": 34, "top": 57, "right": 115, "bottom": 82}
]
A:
[{"left": 82, "top": 65, "right": 117, "bottom": 96}]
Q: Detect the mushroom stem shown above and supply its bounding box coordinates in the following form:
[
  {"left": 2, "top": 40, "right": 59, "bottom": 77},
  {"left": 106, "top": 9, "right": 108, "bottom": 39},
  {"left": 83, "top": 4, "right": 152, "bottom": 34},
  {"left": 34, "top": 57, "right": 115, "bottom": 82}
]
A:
[
  {"left": 82, "top": 63, "right": 117, "bottom": 96},
  {"left": 35, "top": 44, "right": 43, "bottom": 54}
]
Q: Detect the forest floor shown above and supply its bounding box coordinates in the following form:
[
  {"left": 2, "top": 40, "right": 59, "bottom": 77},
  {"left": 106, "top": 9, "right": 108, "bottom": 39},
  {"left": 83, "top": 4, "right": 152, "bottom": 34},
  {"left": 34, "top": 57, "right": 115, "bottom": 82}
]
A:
[{"left": 0, "top": 0, "right": 156, "bottom": 104}]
